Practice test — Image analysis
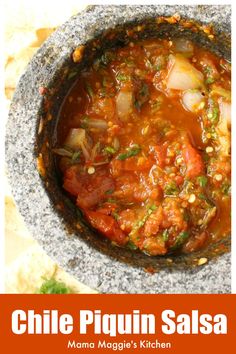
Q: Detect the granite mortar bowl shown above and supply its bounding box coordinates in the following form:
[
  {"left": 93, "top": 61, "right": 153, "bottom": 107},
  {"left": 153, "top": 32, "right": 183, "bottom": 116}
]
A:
[{"left": 6, "top": 5, "right": 231, "bottom": 293}]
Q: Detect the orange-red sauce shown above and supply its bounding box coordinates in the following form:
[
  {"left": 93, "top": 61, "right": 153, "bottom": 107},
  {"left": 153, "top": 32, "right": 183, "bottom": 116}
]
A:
[{"left": 56, "top": 38, "right": 231, "bottom": 255}]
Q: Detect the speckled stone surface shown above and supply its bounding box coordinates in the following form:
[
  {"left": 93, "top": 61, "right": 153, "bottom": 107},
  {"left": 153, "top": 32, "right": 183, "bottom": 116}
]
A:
[{"left": 6, "top": 5, "right": 231, "bottom": 293}]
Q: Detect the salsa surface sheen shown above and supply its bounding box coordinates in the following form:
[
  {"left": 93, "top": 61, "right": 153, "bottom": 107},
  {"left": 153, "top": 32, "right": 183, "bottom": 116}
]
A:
[{"left": 55, "top": 38, "right": 231, "bottom": 256}]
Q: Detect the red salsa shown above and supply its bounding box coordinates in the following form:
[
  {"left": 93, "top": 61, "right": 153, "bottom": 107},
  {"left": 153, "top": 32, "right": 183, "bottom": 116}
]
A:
[{"left": 55, "top": 38, "right": 231, "bottom": 256}]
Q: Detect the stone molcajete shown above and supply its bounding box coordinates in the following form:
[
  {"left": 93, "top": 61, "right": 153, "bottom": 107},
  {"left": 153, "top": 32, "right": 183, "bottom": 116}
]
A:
[{"left": 6, "top": 5, "right": 231, "bottom": 293}]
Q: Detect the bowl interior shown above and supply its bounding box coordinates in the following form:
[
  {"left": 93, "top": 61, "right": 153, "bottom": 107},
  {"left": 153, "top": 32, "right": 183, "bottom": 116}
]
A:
[{"left": 35, "top": 16, "right": 231, "bottom": 270}]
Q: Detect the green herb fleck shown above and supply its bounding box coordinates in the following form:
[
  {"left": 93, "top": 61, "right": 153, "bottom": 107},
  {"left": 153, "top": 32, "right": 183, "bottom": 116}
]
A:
[
  {"left": 127, "top": 241, "right": 138, "bottom": 250},
  {"left": 81, "top": 115, "right": 89, "bottom": 128},
  {"left": 124, "top": 58, "right": 135, "bottom": 67},
  {"left": 107, "top": 198, "right": 117, "bottom": 203},
  {"left": 149, "top": 205, "right": 157, "bottom": 212},
  {"left": 205, "top": 77, "right": 215, "bottom": 84},
  {"left": 155, "top": 64, "right": 162, "bottom": 71},
  {"left": 204, "top": 66, "right": 215, "bottom": 85},
  {"left": 197, "top": 176, "right": 208, "bottom": 187},
  {"left": 134, "top": 100, "right": 141, "bottom": 111},
  {"left": 116, "top": 73, "right": 129, "bottom": 82},
  {"left": 140, "top": 83, "right": 149, "bottom": 97},
  {"left": 207, "top": 99, "right": 219, "bottom": 124},
  {"left": 100, "top": 51, "right": 115, "bottom": 66},
  {"left": 112, "top": 211, "right": 120, "bottom": 221},
  {"left": 102, "top": 77, "right": 108, "bottom": 87},
  {"left": 164, "top": 182, "right": 179, "bottom": 196},
  {"left": 129, "top": 205, "right": 157, "bottom": 238},
  {"left": 211, "top": 107, "right": 219, "bottom": 122},
  {"left": 67, "top": 71, "right": 78, "bottom": 79},
  {"left": 221, "top": 183, "right": 231, "bottom": 196},
  {"left": 71, "top": 151, "right": 81, "bottom": 162},
  {"left": 171, "top": 231, "right": 189, "bottom": 250},
  {"left": 76, "top": 208, "right": 83, "bottom": 219},
  {"left": 150, "top": 96, "right": 163, "bottom": 113},
  {"left": 105, "top": 189, "right": 114, "bottom": 195},
  {"left": 38, "top": 278, "right": 72, "bottom": 294},
  {"left": 162, "top": 229, "right": 169, "bottom": 242},
  {"left": 117, "top": 144, "right": 141, "bottom": 160},
  {"left": 183, "top": 210, "right": 190, "bottom": 222},
  {"left": 135, "top": 82, "right": 150, "bottom": 111},
  {"left": 85, "top": 84, "right": 94, "bottom": 98},
  {"left": 154, "top": 55, "right": 166, "bottom": 71},
  {"left": 104, "top": 146, "right": 117, "bottom": 155}
]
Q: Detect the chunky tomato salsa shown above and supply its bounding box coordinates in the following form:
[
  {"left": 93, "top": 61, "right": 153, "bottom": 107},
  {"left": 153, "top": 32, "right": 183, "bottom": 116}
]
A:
[{"left": 55, "top": 38, "right": 231, "bottom": 255}]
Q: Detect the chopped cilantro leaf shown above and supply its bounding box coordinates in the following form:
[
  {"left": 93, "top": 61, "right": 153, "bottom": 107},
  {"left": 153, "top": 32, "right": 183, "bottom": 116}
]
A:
[
  {"left": 197, "top": 176, "right": 208, "bottom": 187},
  {"left": 127, "top": 241, "right": 138, "bottom": 250},
  {"left": 85, "top": 84, "right": 94, "bottom": 98},
  {"left": 117, "top": 144, "right": 141, "bottom": 160},
  {"left": 105, "top": 189, "right": 114, "bottom": 195},
  {"left": 112, "top": 211, "right": 120, "bottom": 221},
  {"left": 38, "top": 278, "right": 72, "bottom": 294},
  {"left": 171, "top": 231, "right": 189, "bottom": 250},
  {"left": 116, "top": 73, "right": 129, "bottom": 82},
  {"left": 164, "top": 182, "right": 179, "bottom": 196},
  {"left": 104, "top": 146, "right": 117, "bottom": 155},
  {"left": 162, "top": 229, "right": 169, "bottom": 242}
]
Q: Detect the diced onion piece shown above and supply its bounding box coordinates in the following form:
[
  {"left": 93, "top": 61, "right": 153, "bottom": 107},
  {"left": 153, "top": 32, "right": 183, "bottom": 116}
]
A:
[
  {"left": 65, "top": 128, "right": 86, "bottom": 149},
  {"left": 182, "top": 90, "right": 205, "bottom": 113},
  {"left": 86, "top": 118, "right": 108, "bottom": 130},
  {"left": 172, "top": 38, "right": 194, "bottom": 55},
  {"left": 116, "top": 90, "right": 133, "bottom": 121},
  {"left": 217, "top": 99, "right": 231, "bottom": 156},
  {"left": 219, "top": 99, "right": 231, "bottom": 128},
  {"left": 64, "top": 128, "right": 92, "bottom": 161},
  {"left": 167, "top": 54, "right": 204, "bottom": 90}
]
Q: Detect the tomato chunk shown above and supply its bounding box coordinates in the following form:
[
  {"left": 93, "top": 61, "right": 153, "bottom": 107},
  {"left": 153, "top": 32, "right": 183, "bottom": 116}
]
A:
[
  {"left": 84, "top": 210, "right": 128, "bottom": 245},
  {"left": 142, "top": 207, "right": 163, "bottom": 237},
  {"left": 118, "top": 209, "right": 136, "bottom": 234},
  {"left": 63, "top": 166, "right": 114, "bottom": 209},
  {"left": 182, "top": 143, "right": 204, "bottom": 178}
]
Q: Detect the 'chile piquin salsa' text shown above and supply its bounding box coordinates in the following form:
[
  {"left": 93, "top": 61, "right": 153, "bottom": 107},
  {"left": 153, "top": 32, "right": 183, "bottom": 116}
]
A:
[{"left": 55, "top": 38, "right": 231, "bottom": 256}]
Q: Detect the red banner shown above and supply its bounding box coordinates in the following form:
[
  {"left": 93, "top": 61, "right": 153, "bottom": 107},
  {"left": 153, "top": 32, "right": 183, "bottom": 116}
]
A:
[{"left": 0, "top": 295, "right": 235, "bottom": 353}]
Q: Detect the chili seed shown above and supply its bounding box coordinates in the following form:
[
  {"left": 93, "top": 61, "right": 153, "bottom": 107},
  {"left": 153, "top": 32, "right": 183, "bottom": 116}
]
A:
[
  {"left": 88, "top": 166, "right": 95, "bottom": 174},
  {"left": 206, "top": 146, "right": 214, "bottom": 153},
  {"left": 215, "top": 174, "right": 223, "bottom": 181},
  {"left": 176, "top": 157, "right": 183, "bottom": 165},
  {"left": 142, "top": 126, "right": 149, "bottom": 135},
  {"left": 198, "top": 102, "right": 205, "bottom": 110},
  {"left": 137, "top": 157, "right": 146, "bottom": 166},
  {"left": 198, "top": 258, "right": 208, "bottom": 266},
  {"left": 188, "top": 194, "right": 196, "bottom": 203},
  {"left": 207, "top": 112, "right": 213, "bottom": 119}
]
